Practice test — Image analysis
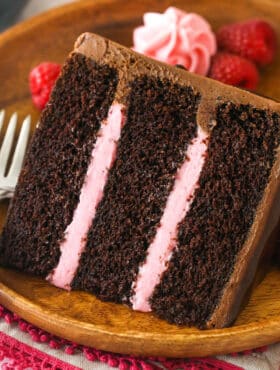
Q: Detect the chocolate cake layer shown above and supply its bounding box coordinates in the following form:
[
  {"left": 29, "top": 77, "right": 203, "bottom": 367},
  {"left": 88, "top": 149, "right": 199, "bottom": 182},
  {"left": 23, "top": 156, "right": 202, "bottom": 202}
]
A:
[
  {"left": 150, "top": 103, "right": 280, "bottom": 328},
  {"left": 0, "top": 53, "right": 118, "bottom": 275},
  {"left": 71, "top": 76, "right": 200, "bottom": 302}
]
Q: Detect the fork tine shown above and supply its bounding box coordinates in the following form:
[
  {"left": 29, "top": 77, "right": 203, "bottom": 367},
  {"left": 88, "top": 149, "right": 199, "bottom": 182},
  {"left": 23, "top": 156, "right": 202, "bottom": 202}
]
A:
[
  {"left": 8, "top": 115, "right": 30, "bottom": 178},
  {"left": 0, "top": 110, "right": 5, "bottom": 134},
  {"left": 0, "top": 112, "right": 17, "bottom": 176}
]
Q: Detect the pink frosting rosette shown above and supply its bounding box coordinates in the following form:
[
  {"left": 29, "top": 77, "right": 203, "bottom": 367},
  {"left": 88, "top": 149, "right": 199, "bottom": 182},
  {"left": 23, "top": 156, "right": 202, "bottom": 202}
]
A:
[{"left": 133, "top": 7, "right": 217, "bottom": 76}]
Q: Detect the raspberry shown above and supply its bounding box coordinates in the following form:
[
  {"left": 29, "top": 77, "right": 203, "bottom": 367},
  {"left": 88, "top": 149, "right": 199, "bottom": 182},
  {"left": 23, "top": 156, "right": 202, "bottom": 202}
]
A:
[
  {"left": 208, "top": 52, "right": 259, "bottom": 90},
  {"left": 217, "top": 19, "right": 277, "bottom": 66},
  {"left": 29, "top": 62, "right": 61, "bottom": 110}
]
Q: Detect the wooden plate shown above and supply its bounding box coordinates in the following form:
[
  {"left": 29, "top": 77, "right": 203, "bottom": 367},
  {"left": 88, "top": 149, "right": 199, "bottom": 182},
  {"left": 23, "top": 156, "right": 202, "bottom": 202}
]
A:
[{"left": 0, "top": 0, "right": 279, "bottom": 358}]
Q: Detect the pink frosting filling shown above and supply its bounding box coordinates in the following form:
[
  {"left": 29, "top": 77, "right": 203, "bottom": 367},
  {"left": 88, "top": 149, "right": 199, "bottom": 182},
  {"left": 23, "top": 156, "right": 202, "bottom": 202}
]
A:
[
  {"left": 131, "top": 126, "right": 209, "bottom": 311},
  {"left": 47, "top": 103, "right": 124, "bottom": 289},
  {"left": 133, "top": 7, "right": 216, "bottom": 75}
]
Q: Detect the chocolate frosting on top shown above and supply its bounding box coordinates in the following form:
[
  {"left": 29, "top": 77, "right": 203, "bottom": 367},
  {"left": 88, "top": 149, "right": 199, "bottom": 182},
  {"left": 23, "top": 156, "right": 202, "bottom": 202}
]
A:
[{"left": 74, "top": 32, "right": 280, "bottom": 133}]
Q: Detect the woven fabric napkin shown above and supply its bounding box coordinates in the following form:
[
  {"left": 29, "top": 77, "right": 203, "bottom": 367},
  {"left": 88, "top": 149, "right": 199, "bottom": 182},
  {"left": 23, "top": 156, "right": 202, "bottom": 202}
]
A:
[{"left": 0, "top": 305, "right": 279, "bottom": 370}]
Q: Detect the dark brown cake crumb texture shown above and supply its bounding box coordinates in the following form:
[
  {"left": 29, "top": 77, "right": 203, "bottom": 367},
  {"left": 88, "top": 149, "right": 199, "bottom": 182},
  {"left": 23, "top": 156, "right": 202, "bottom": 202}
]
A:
[
  {"left": 72, "top": 76, "right": 200, "bottom": 302},
  {"left": 151, "top": 103, "right": 280, "bottom": 328},
  {"left": 0, "top": 54, "right": 118, "bottom": 275}
]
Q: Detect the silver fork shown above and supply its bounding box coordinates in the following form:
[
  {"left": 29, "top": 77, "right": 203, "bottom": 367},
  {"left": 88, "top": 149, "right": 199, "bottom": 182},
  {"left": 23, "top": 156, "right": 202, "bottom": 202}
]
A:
[{"left": 0, "top": 110, "right": 31, "bottom": 199}]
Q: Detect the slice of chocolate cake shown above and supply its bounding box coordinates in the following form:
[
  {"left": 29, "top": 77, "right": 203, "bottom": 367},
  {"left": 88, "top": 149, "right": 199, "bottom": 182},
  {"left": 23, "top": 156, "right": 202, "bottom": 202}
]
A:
[{"left": 1, "top": 33, "right": 280, "bottom": 329}]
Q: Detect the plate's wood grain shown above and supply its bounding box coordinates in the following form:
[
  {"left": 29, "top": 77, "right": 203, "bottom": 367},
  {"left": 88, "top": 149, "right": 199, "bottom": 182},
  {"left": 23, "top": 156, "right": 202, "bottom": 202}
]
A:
[{"left": 0, "top": 0, "right": 279, "bottom": 358}]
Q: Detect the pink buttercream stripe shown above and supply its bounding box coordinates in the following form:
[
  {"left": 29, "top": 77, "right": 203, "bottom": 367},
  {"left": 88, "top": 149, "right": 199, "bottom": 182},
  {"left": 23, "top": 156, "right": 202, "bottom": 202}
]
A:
[
  {"left": 48, "top": 103, "right": 124, "bottom": 289},
  {"left": 131, "top": 126, "right": 208, "bottom": 311}
]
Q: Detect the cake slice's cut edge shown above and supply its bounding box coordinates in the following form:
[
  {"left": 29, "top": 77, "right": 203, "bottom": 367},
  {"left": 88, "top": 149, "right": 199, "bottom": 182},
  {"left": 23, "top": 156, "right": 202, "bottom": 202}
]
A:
[
  {"left": 72, "top": 33, "right": 280, "bottom": 328},
  {"left": 0, "top": 32, "right": 279, "bottom": 330}
]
